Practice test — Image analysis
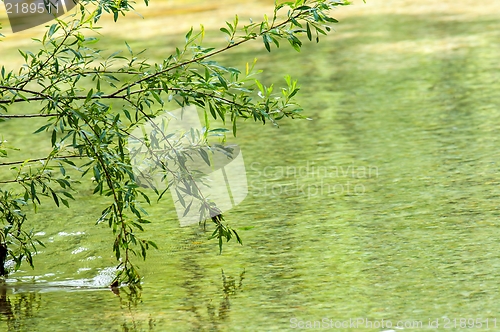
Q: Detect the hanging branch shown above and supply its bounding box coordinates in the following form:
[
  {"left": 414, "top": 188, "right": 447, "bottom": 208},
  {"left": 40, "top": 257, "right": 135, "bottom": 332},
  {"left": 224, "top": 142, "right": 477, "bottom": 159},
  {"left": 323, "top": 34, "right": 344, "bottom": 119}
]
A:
[{"left": 0, "top": 0, "right": 350, "bottom": 287}]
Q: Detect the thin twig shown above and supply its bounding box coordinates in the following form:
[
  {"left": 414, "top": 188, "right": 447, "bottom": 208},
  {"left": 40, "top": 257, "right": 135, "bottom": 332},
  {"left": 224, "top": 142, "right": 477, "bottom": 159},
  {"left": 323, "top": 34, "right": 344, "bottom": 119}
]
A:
[{"left": 0, "top": 154, "right": 82, "bottom": 167}]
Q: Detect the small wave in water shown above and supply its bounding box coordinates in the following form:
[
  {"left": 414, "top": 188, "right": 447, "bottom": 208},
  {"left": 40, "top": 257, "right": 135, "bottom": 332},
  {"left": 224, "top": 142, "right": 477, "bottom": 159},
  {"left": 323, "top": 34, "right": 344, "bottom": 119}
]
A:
[{"left": 4, "top": 266, "right": 117, "bottom": 293}]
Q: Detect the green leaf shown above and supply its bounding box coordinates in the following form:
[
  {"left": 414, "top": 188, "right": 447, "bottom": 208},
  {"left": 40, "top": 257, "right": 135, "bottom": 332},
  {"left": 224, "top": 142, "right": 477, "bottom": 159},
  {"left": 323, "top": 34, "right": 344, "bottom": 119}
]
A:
[
  {"left": 289, "top": 88, "right": 300, "bottom": 99},
  {"left": 208, "top": 102, "right": 217, "bottom": 119},
  {"left": 208, "top": 128, "right": 229, "bottom": 133},
  {"left": 185, "top": 27, "right": 193, "bottom": 43},
  {"left": 61, "top": 198, "right": 70, "bottom": 208},
  {"left": 175, "top": 188, "right": 186, "bottom": 207},
  {"left": 85, "top": 88, "right": 93, "bottom": 102},
  {"left": 324, "top": 16, "right": 339, "bottom": 23},
  {"left": 150, "top": 90, "right": 163, "bottom": 105},
  {"left": 182, "top": 201, "right": 193, "bottom": 217},
  {"left": 48, "top": 24, "right": 58, "bottom": 38},
  {"left": 262, "top": 34, "right": 271, "bottom": 52},
  {"left": 232, "top": 118, "right": 237, "bottom": 136},
  {"left": 232, "top": 229, "right": 242, "bottom": 244},
  {"left": 33, "top": 124, "right": 52, "bottom": 134},
  {"left": 255, "top": 79, "right": 265, "bottom": 94},
  {"left": 51, "top": 191, "right": 60, "bottom": 207},
  {"left": 59, "top": 164, "right": 66, "bottom": 176},
  {"left": 62, "top": 192, "right": 74, "bottom": 200},
  {"left": 220, "top": 27, "right": 231, "bottom": 36},
  {"left": 30, "top": 181, "right": 39, "bottom": 204},
  {"left": 295, "top": 5, "right": 311, "bottom": 11},
  {"left": 51, "top": 129, "right": 57, "bottom": 146},
  {"left": 219, "top": 235, "right": 223, "bottom": 254},
  {"left": 35, "top": 239, "right": 46, "bottom": 248},
  {"left": 138, "top": 191, "right": 151, "bottom": 204},
  {"left": 217, "top": 74, "right": 228, "bottom": 89},
  {"left": 198, "top": 148, "right": 211, "bottom": 166},
  {"left": 125, "top": 41, "right": 133, "bottom": 55}
]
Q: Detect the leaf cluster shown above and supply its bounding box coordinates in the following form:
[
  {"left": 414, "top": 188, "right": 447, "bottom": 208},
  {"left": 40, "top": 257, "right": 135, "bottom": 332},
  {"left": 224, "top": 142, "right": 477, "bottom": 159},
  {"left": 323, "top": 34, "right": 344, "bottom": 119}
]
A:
[{"left": 0, "top": 0, "right": 349, "bottom": 286}]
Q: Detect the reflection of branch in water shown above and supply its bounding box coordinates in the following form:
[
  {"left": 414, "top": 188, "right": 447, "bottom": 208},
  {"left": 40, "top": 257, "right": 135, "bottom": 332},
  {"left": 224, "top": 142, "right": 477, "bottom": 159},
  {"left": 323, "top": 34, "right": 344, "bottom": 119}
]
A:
[
  {"left": 207, "top": 269, "right": 245, "bottom": 324},
  {"left": 177, "top": 250, "right": 246, "bottom": 330},
  {"left": 0, "top": 282, "right": 13, "bottom": 319},
  {"left": 112, "top": 285, "right": 152, "bottom": 332},
  {"left": 0, "top": 281, "right": 42, "bottom": 330},
  {"left": 111, "top": 284, "right": 156, "bottom": 331},
  {"left": 111, "top": 283, "right": 142, "bottom": 304}
]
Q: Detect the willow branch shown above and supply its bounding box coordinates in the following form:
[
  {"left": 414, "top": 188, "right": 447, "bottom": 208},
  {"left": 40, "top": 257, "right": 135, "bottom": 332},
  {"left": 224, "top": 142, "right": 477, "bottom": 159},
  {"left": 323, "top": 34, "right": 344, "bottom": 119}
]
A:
[{"left": 0, "top": 154, "right": 83, "bottom": 167}]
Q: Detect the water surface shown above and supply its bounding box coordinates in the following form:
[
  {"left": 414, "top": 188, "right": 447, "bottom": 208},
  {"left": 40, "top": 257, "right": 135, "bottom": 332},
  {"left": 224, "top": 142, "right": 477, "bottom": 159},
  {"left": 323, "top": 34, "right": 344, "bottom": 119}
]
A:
[{"left": 2, "top": 1, "right": 500, "bottom": 331}]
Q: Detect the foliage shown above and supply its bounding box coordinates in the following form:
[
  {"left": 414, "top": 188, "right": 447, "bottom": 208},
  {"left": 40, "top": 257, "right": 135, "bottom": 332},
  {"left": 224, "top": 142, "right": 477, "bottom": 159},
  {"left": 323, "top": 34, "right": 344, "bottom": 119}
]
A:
[{"left": 0, "top": 0, "right": 350, "bottom": 287}]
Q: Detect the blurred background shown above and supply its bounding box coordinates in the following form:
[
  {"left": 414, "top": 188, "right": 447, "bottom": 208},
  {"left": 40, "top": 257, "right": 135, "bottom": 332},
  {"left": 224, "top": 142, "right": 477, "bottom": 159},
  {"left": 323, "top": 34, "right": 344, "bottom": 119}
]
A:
[{"left": 1, "top": 0, "right": 500, "bottom": 330}]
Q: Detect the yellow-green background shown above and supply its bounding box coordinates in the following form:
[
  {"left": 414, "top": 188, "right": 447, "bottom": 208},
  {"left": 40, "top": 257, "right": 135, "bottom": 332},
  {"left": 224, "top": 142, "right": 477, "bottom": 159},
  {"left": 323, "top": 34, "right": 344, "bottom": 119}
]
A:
[{"left": 1, "top": 0, "right": 500, "bottom": 331}]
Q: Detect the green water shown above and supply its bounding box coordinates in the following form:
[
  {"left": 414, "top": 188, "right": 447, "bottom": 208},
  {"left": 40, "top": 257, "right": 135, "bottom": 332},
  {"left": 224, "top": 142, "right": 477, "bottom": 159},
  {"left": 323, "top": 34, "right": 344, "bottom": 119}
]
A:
[{"left": 2, "top": 4, "right": 500, "bottom": 332}]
